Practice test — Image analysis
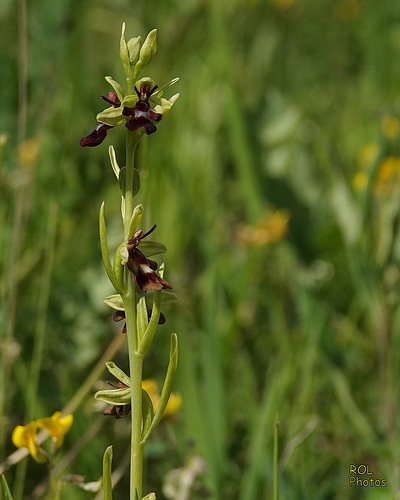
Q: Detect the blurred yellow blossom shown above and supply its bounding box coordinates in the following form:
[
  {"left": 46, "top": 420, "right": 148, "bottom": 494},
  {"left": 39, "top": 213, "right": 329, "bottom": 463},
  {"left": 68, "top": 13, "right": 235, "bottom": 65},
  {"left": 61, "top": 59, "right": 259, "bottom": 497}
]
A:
[
  {"left": 12, "top": 412, "right": 73, "bottom": 462},
  {"left": 374, "top": 156, "right": 400, "bottom": 196},
  {"left": 354, "top": 155, "right": 400, "bottom": 196},
  {"left": 142, "top": 378, "right": 182, "bottom": 418},
  {"left": 12, "top": 421, "right": 47, "bottom": 463},
  {"left": 357, "top": 143, "right": 379, "bottom": 169},
  {"left": 381, "top": 115, "right": 400, "bottom": 139},
  {"left": 352, "top": 171, "right": 368, "bottom": 191},
  {"left": 36, "top": 411, "right": 74, "bottom": 447},
  {"left": 17, "top": 136, "right": 41, "bottom": 168},
  {"left": 237, "top": 209, "right": 290, "bottom": 248}
]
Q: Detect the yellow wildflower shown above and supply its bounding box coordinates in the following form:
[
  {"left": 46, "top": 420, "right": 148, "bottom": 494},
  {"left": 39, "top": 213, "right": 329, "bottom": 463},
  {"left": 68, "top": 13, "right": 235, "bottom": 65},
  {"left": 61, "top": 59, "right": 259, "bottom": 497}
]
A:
[
  {"left": 357, "top": 143, "right": 379, "bottom": 169},
  {"left": 17, "top": 137, "right": 41, "bottom": 168},
  {"left": 352, "top": 171, "right": 368, "bottom": 191},
  {"left": 36, "top": 411, "right": 74, "bottom": 447},
  {"left": 374, "top": 156, "right": 400, "bottom": 196},
  {"left": 237, "top": 209, "right": 289, "bottom": 248},
  {"left": 12, "top": 412, "right": 73, "bottom": 462},
  {"left": 11, "top": 421, "right": 47, "bottom": 463},
  {"left": 381, "top": 115, "right": 400, "bottom": 139}
]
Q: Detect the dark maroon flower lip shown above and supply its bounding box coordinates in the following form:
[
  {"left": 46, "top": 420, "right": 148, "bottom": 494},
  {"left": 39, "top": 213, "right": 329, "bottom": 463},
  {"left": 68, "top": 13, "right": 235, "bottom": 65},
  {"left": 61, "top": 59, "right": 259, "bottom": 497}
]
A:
[
  {"left": 122, "top": 84, "right": 162, "bottom": 135},
  {"left": 126, "top": 225, "right": 172, "bottom": 291},
  {"left": 80, "top": 123, "right": 113, "bottom": 147}
]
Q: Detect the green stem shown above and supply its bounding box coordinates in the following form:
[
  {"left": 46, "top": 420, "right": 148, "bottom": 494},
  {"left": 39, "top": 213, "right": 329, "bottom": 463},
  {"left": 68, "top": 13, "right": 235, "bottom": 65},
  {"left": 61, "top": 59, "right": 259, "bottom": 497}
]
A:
[
  {"left": 124, "top": 133, "right": 137, "bottom": 240},
  {"left": 124, "top": 281, "right": 143, "bottom": 500},
  {"left": 123, "top": 127, "right": 144, "bottom": 500}
]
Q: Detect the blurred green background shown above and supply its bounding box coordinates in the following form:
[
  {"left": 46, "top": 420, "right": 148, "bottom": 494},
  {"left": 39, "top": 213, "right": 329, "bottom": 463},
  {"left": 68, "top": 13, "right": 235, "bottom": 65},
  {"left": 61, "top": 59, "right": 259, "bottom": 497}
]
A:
[{"left": 1, "top": 0, "right": 400, "bottom": 498}]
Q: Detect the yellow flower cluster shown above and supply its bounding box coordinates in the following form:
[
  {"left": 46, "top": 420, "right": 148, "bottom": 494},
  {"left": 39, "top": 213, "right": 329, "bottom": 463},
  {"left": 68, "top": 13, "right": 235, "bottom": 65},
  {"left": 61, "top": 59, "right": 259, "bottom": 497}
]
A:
[{"left": 12, "top": 412, "right": 73, "bottom": 463}]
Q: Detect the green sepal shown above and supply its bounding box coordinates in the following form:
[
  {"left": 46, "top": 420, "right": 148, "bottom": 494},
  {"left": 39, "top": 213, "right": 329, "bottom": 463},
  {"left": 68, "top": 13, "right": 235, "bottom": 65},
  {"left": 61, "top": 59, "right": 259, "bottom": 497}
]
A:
[
  {"left": 94, "top": 387, "right": 131, "bottom": 406},
  {"left": 135, "top": 29, "right": 157, "bottom": 75},
  {"left": 103, "top": 294, "right": 124, "bottom": 311},
  {"left": 106, "top": 361, "right": 131, "bottom": 386},
  {"left": 154, "top": 98, "right": 172, "bottom": 118},
  {"left": 136, "top": 293, "right": 148, "bottom": 341},
  {"left": 128, "top": 204, "right": 144, "bottom": 240},
  {"left": 142, "top": 494, "right": 156, "bottom": 500},
  {"left": 127, "top": 36, "right": 142, "bottom": 66},
  {"left": 141, "top": 333, "right": 178, "bottom": 444},
  {"left": 99, "top": 202, "right": 122, "bottom": 292},
  {"left": 142, "top": 388, "right": 155, "bottom": 438},
  {"left": 1, "top": 475, "right": 14, "bottom": 500},
  {"left": 119, "top": 166, "right": 141, "bottom": 199},
  {"left": 139, "top": 239, "right": 167, "bottom": 257},
  {"left": 105, "top": 76, "right": 124, "bottom": 102},
  {"left": 108, "top": 146, "right": 120, "bottom": 179},
  {"left": 120, "top": 23, "right": 134, "bottom": 79},
  {"left": 102, "top": 446, "right": 114, "bottom": 500},
  {"left": 96, "top": 107, "right": 124, "bottom": 127}
]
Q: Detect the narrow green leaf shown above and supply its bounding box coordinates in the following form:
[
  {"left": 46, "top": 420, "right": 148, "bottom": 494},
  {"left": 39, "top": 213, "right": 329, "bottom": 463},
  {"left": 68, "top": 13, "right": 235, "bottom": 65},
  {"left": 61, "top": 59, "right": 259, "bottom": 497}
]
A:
[
  {"left": 99, "top": 202, "right": 122, "bottom": 292},
  {"left": 103, "top": 446, "right": 114, "bottom": 500},
  {"left": 141, "top": 333, "right": 178, "bottom": 444},
  {"left": 1, "top": 475, "right": 14, "bottom": 500},
  {"left": 141, "top": 389, "right": 155, "bottom": 439},
  {"left": 138, "top": 289, "right": 161, "bottom": 356}
]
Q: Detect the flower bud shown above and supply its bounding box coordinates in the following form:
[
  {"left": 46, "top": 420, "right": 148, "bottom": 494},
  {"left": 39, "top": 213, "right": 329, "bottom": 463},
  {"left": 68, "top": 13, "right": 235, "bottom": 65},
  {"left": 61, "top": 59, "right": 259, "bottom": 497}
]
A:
[
  {"left": 135, "top": 29, "right": 157, "bottom": 74},
  {"left": 120, "top": 23, "right": 133, "bottom": 78},
  {"left": 127, "top": 36, "right": 141, "bottom": 66}
]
